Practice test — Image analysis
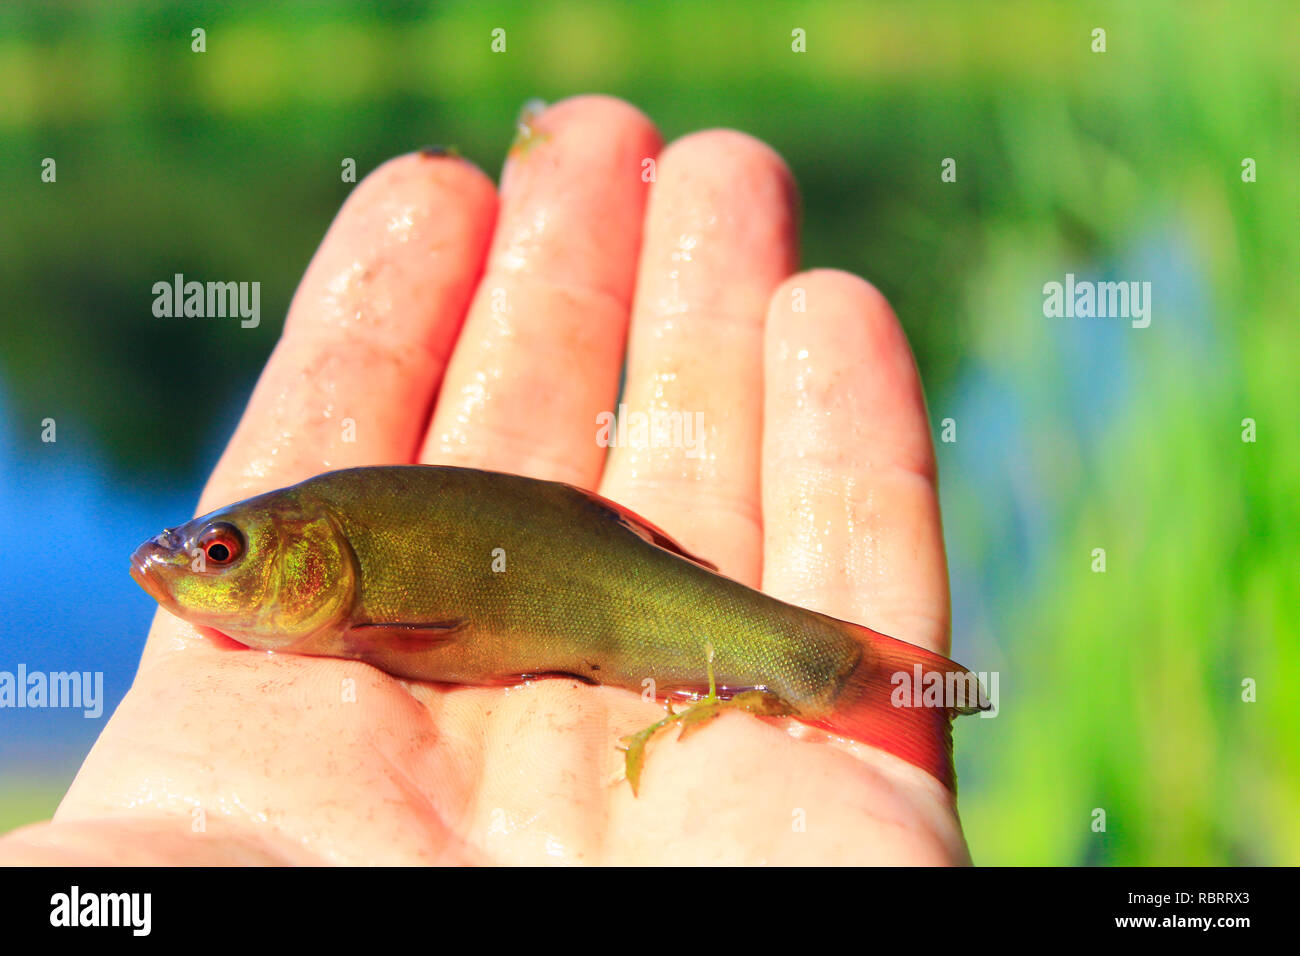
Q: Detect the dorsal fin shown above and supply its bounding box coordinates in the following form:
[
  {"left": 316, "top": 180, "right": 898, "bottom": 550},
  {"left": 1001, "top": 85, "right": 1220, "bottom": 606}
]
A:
[{"left": 569, "top": 486, "right": 719, "bottom": 572}]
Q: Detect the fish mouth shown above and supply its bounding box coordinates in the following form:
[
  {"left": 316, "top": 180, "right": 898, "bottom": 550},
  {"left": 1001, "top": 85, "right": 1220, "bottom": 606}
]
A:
[{"left": 129, "top": 540, "right": 174, "bottom": 605}]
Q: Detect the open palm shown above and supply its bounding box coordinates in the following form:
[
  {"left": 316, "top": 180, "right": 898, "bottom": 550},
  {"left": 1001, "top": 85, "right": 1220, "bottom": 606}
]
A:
[{"left": 2, "top": 96, "right": 969, "bottom": 865}]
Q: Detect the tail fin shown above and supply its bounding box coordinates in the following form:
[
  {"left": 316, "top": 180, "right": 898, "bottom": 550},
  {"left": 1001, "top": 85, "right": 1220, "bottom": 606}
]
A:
[{"left": 804, "top": 621, "right": 989, "bottom": 792}]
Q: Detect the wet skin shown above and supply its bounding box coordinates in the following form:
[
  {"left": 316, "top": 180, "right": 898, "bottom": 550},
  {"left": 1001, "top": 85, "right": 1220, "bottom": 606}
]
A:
[{"left": 1, "top": 96, "right": 970, "bottom": 865}]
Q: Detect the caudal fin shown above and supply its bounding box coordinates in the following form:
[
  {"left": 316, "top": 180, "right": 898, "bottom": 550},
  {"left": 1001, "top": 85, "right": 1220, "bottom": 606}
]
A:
[{"left": 804, "top": 621, "right": 989, "bottom": 792}]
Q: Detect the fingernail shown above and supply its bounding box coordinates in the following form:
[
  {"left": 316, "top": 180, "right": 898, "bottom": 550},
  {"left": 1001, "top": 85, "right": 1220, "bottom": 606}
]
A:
[
  {"left": 509, "top": 98, "right": 550, "bottom": 159},
  {"left": 419, "top": 144, "right": 461, "bottom": 159}
]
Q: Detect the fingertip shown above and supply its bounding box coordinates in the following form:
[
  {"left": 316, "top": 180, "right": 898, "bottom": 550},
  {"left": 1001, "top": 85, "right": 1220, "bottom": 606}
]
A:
[
  {"left": 661, "top": 128, "right": 794, "bottom": 182},
  {"left": 767, "top": 270, "right": 924, "bottom": 441},
  {"left": 350, "top": 149, "right": 497, "bottom": 213},
  {"left": 541, "top": 93, "right": 659, "bottom": 135},
  {"left": 506, "top": 94, "right": 663, "bottom": 183},
  {"left": 769, "top": 269, "right": 894, "bottom": 335}
]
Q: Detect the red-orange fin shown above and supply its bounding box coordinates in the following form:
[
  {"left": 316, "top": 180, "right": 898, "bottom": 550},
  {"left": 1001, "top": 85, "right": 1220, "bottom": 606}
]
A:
[
  {"left": 568, "top": 486, "right": 719, "bottom": 572},
  {"left": 346, "top": 620, "right": 466, "bottom": 654},
  {"left": 806, "top": 621, "right": 990, "bottom": 793}
]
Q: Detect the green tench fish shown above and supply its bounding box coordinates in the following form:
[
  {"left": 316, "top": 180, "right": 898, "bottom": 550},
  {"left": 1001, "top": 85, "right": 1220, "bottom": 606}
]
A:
[{"left": 130, "top": 465, "right": 986, "bottom": 792}]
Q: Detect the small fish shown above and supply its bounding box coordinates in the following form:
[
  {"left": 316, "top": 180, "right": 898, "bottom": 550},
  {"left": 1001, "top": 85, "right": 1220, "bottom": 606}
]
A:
[{"left": 131, "top": 466, "right": 987, "bottom": 792}]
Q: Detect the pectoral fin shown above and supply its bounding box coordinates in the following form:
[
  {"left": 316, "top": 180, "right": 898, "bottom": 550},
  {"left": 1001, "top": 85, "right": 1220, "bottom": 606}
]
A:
[{"left": 345, "top": 619, "right": 466, "bottom": 654}]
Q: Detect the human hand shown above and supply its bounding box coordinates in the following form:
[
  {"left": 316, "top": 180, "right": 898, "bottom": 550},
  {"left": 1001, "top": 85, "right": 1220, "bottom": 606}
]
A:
[{"left": 0, "top": 96, "right": 967, "bottom": 865}]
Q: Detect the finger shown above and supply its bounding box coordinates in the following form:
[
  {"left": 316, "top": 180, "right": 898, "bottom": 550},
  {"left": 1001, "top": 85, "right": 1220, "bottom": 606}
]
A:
[
  {"left": 762, "top": 270, "right": 950, "bottom": 654},
  {"left": 199, "top": 151, "right": 497, "bottom": 514},
  {"left": 142, "top": 154, "right": 495, "bottom": 661},
  {"left": 599, "top": 130, "right": 798, "bottom": 585},
  {"left": 420, "top": 95, "right": 661, "bottom": 487}
]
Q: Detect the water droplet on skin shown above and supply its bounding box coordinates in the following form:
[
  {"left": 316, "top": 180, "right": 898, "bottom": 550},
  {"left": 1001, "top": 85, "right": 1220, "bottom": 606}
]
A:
[
  {"left": 671, "top": 234, "right": 697, "bottom": 263},
  {"left": 385, "top": 208, "right": 415, "bottom": 240}
]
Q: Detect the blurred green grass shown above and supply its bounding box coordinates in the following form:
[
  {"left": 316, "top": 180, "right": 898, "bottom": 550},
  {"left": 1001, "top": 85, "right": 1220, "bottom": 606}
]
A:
[
  {"left": 1, "top": 0, "right": 1296, "bottom": 863},
  {"left": 0, "top": 783, "right": 61, "bottom": 837}
]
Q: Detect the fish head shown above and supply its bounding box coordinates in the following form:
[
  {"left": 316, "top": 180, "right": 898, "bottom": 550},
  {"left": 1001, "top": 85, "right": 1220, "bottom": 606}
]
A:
[{"left": 130, "top": 490, "right": 357, "bottom": 649}]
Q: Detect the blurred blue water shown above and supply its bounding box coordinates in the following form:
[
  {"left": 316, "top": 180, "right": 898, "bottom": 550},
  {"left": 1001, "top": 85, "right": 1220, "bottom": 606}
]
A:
[
  {"left": 0, "top": 384, "right": 201, "bottom": 778},
  {"left": 944, "top": 225, "right": 1213, "bottom": 786}
]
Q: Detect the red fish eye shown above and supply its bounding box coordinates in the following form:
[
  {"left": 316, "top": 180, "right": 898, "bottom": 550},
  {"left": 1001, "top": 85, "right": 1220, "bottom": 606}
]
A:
[{"left": 198, "top": 523, "right": 243, "bottom": 566}]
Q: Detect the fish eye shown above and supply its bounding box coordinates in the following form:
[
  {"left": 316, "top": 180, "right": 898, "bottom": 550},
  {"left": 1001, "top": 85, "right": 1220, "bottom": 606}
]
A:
[{"left": 197, "top": 522, "right": 244, "bottom": 567}]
